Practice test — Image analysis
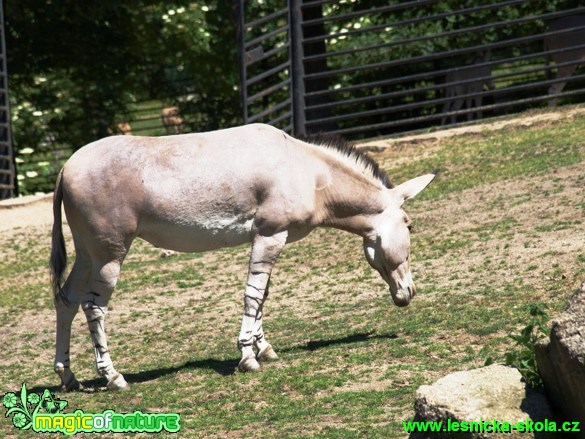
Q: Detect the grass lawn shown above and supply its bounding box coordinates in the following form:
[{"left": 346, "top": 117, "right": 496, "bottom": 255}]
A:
[{"left": 1, "top": 107, "right": 584, "bottom": 438}]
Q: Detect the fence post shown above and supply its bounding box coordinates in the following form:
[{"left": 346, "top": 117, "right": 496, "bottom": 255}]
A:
[
  {"left": 288, "top": 0, "right": 306, "bottom": 137},
  {"left": 0, "top": 0, "right": 16, "bottom": 199},
  {"left": 236, "top": 0, "right": 248, "bottom": 124}
]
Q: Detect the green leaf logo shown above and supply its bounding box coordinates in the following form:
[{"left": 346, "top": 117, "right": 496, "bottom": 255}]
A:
[
  {"left": 2, "top": 392, "right": 17, "bottom": 408},
  {"left": 3, "top": 383, "right": 67, "bottom": 431}
]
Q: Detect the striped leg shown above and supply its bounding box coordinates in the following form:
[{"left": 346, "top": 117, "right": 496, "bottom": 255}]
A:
[
  {"left": 82, "top": 260, "right": 128, "bottom": 390},
  {"left": 238, "top": 231, "right": 287, "bottom": 372},
  {"left": 54, "top": 254, "right": 91, "bottom": 391},
  {"left": 252, "top": 285, "right": 278, "bottom": 363}
]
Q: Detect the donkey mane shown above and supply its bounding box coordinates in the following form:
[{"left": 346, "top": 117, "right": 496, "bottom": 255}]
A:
[{"left": 300, "top": 132, "right": 392, "bottom": 189}]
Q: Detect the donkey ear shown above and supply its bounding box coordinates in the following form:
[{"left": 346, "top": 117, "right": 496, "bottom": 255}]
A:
[{"left": 392, "top": 174, "right": 436, "bottom": 205}]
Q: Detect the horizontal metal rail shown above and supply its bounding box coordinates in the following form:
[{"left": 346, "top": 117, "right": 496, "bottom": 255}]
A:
[
  {"left": 303, "top": 0, "right": 442, "bottom": 27},
  {"left": 247, "top": 98, "right": 292, "bottom": 123},
  {"left": 267, "top": 110, "right": 292, "bottom": 127},
  {"left": 243, "top": 7, "right": 288, "bottom": 30},
  {"left": 246, "top": 60, "right": 290, "bottom": 87},
  {"left": 302, "top": 0, "right": 442, "bottom": 27},
  {"left": 245, "top": 43, "right": 289, "bottom": 67},
  {"left": 303, "top": 0, "right": 543, "bottom": 45},
  {"left": 245, "top": 24, "right": 289, "bottom": 50},
  {"left": 247, "top": 78, "right": 291, "bottom": 104}
]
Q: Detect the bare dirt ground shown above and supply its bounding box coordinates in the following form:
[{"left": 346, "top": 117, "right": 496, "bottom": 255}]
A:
[
  {"left": 0, "top": 193, "right": 53, "bottom": 232},
  {"left": 360, "top": 106, "right": 585, "bottom": 148}
]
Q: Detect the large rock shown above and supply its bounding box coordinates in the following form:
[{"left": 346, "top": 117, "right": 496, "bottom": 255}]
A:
[
  {"left": 411, "top": 364, "right": 557, "bottom": 438},
  {"left": 535, "top": 283, "right": 585, "bottom": 435}
]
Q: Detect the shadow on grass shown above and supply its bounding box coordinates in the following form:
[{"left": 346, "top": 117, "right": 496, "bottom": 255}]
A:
[
  {"left": 299, "top": 331, "right": 398, "bottom": 352},
  {"left": 84, "top": 358, "right": 240, "bottom": 390},
  {"left": 38, "top": 331, "right": 399, "bottom": 392},
  {"left": 35, "top": 358, "right": 240, "bottom": 393}
]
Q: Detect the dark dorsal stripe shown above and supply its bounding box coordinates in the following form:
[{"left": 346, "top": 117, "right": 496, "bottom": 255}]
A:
[{"left": 299, "top": 132, "right": 393, "bottom": 189}]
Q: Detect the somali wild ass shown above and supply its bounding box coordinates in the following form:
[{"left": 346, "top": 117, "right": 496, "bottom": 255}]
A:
[
  {"left": 441, "top": 51, "right": 493, "bottom": 125},
  {"left": 544, "top": 15, "right": 585, "bottom": 106},
  {"left": 50, "top": 123, "right": 435, "bottom": 391}
]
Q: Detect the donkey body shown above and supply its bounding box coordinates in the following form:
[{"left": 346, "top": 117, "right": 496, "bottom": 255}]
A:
[
  {"left": 441, "top": 51, "right": 493, "bottom": 125},
  {"left": 51, "top": 123, "right": 434, "bottom": 390},
  {"left": 544, "top": 15, "right": 585, "bottom": 106}
]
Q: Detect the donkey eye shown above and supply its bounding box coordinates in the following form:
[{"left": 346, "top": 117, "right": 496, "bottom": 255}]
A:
[{"left": 405, "top": 217, "right": 413, "bottom": 232}]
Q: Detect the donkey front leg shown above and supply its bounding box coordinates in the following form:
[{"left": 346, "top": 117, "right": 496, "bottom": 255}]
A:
[
  {"left": 253, "top": 308, "right": 278, "bottom": 363},
  {"left": 238, "top": 231, "right": 287, "bottom": 372},
  {"left": 82, "top": 260, "right": 129, "bottom": 390}
]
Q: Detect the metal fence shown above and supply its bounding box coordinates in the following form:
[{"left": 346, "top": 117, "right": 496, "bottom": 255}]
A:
[
  {"left": 0, "top": 0, "right": 15, "bottom": 199},
  {"left": 238, "top": 0, "right": 585, "bottom": 139}
]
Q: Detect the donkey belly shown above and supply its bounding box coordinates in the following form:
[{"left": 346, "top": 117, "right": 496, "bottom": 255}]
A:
[{"left": 137, "top": 215, "right": 255, "bottom": 253}]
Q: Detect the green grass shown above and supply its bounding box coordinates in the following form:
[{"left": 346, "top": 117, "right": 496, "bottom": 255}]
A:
[
  {"left": 1, "top": 108, "right": 585, "bottom": 437},
  {"left": 382, "top": 111, "right": 585, "bottom": 199}
]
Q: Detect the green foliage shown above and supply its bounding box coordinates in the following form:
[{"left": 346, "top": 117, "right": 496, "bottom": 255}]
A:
[
  {"left": 499, "top": 303, "right": 550, "bottom": 389},
  {"left": 6, "top": 1, "right": 240, "bottom": 193}
]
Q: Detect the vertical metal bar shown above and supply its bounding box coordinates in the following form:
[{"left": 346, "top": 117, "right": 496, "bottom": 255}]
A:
[
  {"left": 0, "top": 0, "right": 16, "bottom": 198},
  {"left": 236, "top": 0, "right": 249, "bottom": 124},
  {"left": 288, "top": 0, "right": 306, "bottom": 136}
]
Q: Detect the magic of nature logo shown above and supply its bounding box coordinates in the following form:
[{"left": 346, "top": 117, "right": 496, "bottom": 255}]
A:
[{"left": 3, "top": 383, "right": 180, "bottom": 435}]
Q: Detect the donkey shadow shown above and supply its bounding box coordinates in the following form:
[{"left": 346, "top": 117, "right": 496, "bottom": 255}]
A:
[{"left": 42, "top": 331, "right": 399, "bottom": 392}]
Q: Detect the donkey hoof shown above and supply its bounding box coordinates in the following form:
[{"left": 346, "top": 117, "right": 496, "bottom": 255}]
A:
[
  {"left": 59, "top": 378, "right": 83, "bottom": 392},
  {"left": 257, "top": 344, "right": 278, "bottom": 362},
  {"left": 238, "top": 357, "right": 261, "bottom": 372},
  {"left": 55, "top": 363, "right": 83, "bottom": 392},
  {"left": 106, "top": 373, "right": 130, "bottom": 391}
]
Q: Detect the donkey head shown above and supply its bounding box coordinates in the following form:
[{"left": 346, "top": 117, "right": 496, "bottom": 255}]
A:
[{"left": 363, "top": 174, "right": 435, "bottom": 307}]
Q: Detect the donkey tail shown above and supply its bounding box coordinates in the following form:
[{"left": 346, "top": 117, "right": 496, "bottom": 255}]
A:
[{"left": 50, "top": 168, "right": 67, "bottom": 298}]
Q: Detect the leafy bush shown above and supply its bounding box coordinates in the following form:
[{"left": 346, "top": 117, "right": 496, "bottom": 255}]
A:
[{"left": 491, "top": 303, "right": 549, "bottom": 388}]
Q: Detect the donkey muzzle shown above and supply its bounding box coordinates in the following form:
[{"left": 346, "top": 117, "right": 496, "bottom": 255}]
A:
[{"left": 389, "top": 268, "right": 416, "bottom": 307}]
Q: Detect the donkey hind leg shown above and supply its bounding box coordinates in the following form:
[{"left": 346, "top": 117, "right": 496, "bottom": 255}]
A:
[
  {"left": 238, "top": 231, "right": 287, "bottom": 372},
  {"left": 82, "top": 259, "right": 129, "bottom": 390},
  {"left": 54, "top": 254, "right": 91, "bottom": 391},
  {"left": 548, "top": 64, "right": 577, "bottom": 106}
]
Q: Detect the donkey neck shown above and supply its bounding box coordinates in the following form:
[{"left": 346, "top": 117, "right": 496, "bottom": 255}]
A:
[{"left": 316, "top": 166, "right": 387, "bottom": 237}]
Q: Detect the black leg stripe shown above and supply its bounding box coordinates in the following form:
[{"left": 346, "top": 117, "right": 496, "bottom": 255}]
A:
[
  {"left": 246, "top": 283, "right": 266, "bottom": 293},
  {"left": 251, "top": 260, "right": 273, "bottom": 266},
  {"left": 244, "top": 295, "right": 263, "bottom": 306}
]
